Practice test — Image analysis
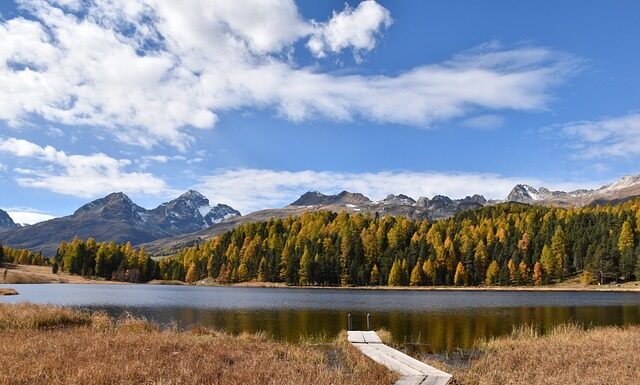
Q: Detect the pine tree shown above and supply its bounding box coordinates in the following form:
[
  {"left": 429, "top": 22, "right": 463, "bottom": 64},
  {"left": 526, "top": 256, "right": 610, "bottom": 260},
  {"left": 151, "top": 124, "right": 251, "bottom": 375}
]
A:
[
  {"left": 185, "top": 262, "right": 198, "bottom": 283},
  {"left": 454, "top": 262, "right": 467, "bottom": 286},
  {"left": 550, "top": 226, "right": 567, "bottom": 279},
  {"left": 485, "top": 260, "right": 499, "bottom": 285},
  {"left": 237, "top": 262, "right": 250, "bottom": 282},
  {"left": 540, "top": 244, "right": 556, "bottom": 279},
  {"left": 410, "top": 263, "right": 423, "bottom": 286},
  {"left": 474, "top": 240, "right": 488, "bottom": 283},
  {"left": 370, "top": 264, "right": 380, "bottom": 285},
  {"left": 619, "top": 221, "right": 635, "bottom": 280},
  {"left": 533, "top": 261, "right": 543, "bottom": 285},
  {"left": 507, "top": 259, "right": 517, "bottom": 284},
  {"left": 257, "top": 257, "right": 268, "bottom": 282},
  {"left": 422, "top": 258, "right": 435, "bottom": 285},
  {"left": 299, "top": 248, "right": 312, "bottom": 285},
  {"left": 388, "top": 260, "right": 402, "bottom": 286},
  {"left": 518, "top": 261, "right": 529, "bottom": 285},
  {"left": 401, "top": 259, "right": 409, "bottom": 285}
]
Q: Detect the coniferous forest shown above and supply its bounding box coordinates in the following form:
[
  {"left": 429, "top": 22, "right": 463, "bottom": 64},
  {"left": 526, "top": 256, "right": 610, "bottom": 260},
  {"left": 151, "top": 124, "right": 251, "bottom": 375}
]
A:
[{"left": 7, "top": 200, "right": 639, "bottom": 286}]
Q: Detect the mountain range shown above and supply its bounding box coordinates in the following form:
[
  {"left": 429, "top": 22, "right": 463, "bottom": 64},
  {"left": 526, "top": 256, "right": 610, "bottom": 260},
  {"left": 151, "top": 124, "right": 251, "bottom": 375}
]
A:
[
  {"left": 0, "top": 190, "right": 239, "bottom": 255},
  {"left": 2, "top": 174, "right": 640, "bottom": 257}
]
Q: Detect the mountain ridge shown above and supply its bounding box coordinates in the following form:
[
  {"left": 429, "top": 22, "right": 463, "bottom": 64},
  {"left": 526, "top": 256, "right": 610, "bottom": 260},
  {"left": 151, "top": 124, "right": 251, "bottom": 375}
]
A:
[{"left": 0, "top": 191, "right": 239, "bottom": 255}]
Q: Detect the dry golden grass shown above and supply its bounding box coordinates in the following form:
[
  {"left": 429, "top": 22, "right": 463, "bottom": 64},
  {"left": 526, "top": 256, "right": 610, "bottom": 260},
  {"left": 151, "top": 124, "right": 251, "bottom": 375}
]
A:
[
  {"left": 0, "top": 288, "right": 18, "bottom": 295},
  {"left": 0, "top": 264, "right": 111, "bottom": 284},
  {"left": 0, "top": 303, "right": 397, "bottom": 385},
  {"left": 448, "top": 324, "right": 640, "bottom": 385}
]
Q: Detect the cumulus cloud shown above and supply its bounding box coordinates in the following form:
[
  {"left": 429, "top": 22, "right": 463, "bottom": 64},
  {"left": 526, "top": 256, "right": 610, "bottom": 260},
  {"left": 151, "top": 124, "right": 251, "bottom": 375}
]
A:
[
  {"left": 0, "top": 137, "right": 171, "bottom": 197},
  {"left": 0, "top": 1, "right": 578, "bottom": 149},
  {"left": 558, "top": 113, "right": 640, "bottom": 159},
  {"left": 307, "top": 0, "right": 392, "bottom": 60},
  {"left": 195, "top": 168, "right": 595, "bottom": 214}
]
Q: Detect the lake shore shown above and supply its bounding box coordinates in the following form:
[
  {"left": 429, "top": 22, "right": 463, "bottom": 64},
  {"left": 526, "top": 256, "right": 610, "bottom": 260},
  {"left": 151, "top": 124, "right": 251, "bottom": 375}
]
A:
[
  {"left": 0, "top": 303, "right": 397, "bottom": 385},
  {"left": 4, "top": 263, "right": 640, "bottom": 292}
]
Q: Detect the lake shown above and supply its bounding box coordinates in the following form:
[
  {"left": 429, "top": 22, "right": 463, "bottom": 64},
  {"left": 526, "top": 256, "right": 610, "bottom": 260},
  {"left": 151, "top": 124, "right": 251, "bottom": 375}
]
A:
[{"left": 2, "top": 284, "right": 640, "bottom": 353}]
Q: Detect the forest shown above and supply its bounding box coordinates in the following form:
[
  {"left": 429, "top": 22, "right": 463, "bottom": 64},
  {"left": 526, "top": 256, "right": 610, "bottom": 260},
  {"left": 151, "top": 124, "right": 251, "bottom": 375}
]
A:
[
  {"left": 4, "top": 199, "right": 640, "bottom": 286},
  {"left": 157, "top": 200, "right": 640, "bottom": 286}
]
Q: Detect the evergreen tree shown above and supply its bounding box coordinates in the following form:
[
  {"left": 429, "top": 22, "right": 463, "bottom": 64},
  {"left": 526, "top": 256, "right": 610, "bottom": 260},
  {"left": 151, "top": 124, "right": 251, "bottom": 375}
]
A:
[
  {"left": 533, "top": 261, "right": 543, "bottom": 285},
  {"left": 370, "top": 264, "right": 380, "bottom": 285},
  {"left": 453, "top": 262, "right": 467, "bottom": 286},
  {"left": 388, "top": 260, "right": 402, "bottom": 286},
  {"left": 550, "top": 226, "right": 568, "bottom": 278},
  {"left": 422, "top": 258, "right": 435, "bottom": 285},
  {"left": 257, "top": 257, "right": 268, "bottom": 282},
  {"left": 409, "top": 263, "right": 423, "bottom": 286},
  {"left": 485, "top": 260, "right": 499, "bottom": 285},
  {"left": 540, "top": 245, "right": 556, "bottom": 279},
  {"left": 299, "top": 248, "right": 312, "bottom": 285},
  {"left": 237, "top": 262, "right": 250, "bottom": 282},
  {"left": 185, "top": 262, "right": 198, "bottom": 283}
]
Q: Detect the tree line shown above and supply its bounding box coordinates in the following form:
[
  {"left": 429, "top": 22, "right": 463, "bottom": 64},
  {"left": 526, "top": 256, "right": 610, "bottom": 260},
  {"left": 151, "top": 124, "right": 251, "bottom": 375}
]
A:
[
  {"left": 53, "top": 239, "right": 158, "bottom": 282},
  {"left": 0, "top": 244, "right": 48, "bottom": 266},
  {"left": 158, "top": 200, "right": 640, "bottom": 286}
]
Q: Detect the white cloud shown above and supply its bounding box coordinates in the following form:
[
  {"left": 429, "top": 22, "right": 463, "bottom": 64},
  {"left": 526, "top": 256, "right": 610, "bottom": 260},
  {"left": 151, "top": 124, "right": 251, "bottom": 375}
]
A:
[
  {"left": 0, "top": 162, "right": 6, "bottom": 172},
  {"left": 307, "top": 0, "right": 392, "bottom": 60},
  {"left": 196, "top": 168, "right": 596, "bottom": 214},
  {"left": 4, "top": 209, "right": 55, "bottom": 225},
  {"left": 558, "top": 113, "right": 640, "bottom": 159},
  {"left": 0, "top": 1, "right": 578, "bottom": 149},
  {"left": 0, "top": 137, "right": 171, "bottom": 198}
]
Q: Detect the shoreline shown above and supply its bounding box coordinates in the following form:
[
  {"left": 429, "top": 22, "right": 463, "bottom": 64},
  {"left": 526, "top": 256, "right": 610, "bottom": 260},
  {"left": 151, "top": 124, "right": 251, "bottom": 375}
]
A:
[{"left": 4, "top": 264, "right": 640, "bottom": 292}]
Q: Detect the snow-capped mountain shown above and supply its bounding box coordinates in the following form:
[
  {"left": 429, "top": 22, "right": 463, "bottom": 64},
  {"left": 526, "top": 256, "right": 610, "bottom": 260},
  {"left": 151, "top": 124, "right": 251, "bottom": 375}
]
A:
[
  {"left": 0, "top": 191, "right": 240, "bottom": 255},
  {"left": 150, "top": 190, "right": 240, "bottom": 232},
  {"left": 506, "top": 174, "right": 640, "bottom": 207},
  {"left": 0, "top": 209, "right": 19, "bottom": 233}
]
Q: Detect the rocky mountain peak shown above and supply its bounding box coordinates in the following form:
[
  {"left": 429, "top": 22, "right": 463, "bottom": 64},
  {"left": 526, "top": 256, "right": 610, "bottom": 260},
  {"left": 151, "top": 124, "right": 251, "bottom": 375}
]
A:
[
  {"left": 290, "top": 191, "right": 331, "bottom": 206},
  {"left": 383, "top": 194, "right": 416, "bottom": 205},
  {"left": 335, "top": 191, "right": 371, "bottom": 205},
  {"left": 73, "top": 192, "right": 144, "bottom": 221},
  {"left": 506, "top": 184, "right": 538, "bottom": 203}
]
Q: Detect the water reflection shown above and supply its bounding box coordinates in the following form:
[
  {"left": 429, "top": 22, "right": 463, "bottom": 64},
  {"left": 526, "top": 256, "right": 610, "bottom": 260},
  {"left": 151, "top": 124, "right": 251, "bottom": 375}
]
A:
[
  {"left": 87, "top": 305, "right": 640, "bottom": 353},
  {"left": 2, "top": 284, "right": 640, "bottom": 353}
]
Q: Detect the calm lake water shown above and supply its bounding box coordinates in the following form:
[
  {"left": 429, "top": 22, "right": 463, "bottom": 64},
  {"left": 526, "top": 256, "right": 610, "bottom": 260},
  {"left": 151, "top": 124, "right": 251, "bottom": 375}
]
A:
[{"left": 3, "top": 284, "right": 640, "bottom": 353}]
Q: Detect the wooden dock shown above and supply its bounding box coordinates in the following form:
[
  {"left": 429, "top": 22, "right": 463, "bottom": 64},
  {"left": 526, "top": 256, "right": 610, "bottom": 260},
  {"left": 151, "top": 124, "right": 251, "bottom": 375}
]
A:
[{"left": 347, "top": 331, "right": 452, "bottom": 385}]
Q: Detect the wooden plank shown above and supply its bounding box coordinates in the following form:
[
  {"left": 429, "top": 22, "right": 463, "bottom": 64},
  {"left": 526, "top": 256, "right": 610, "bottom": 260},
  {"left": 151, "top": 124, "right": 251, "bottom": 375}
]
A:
[
  {"left": 353, "top": 344, "right": 424, "bottom": 376},
  {"left": 348, "top": 331, "right": 452, "bottom": 385},
  {"left": 347, "top": 331, "right": 365, "bottom": 343},
  {"left": 373, "top": 344, "right": 451, "bottom": 378},
  {"left": 362, "top": 330, "right": 383, "bottom": 344}
]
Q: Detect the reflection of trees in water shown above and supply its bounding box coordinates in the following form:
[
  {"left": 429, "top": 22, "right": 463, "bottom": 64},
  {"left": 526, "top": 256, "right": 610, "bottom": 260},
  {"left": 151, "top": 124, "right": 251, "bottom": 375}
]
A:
[{"left": 118, "top": 306, "right": 640, "bottom": 353}]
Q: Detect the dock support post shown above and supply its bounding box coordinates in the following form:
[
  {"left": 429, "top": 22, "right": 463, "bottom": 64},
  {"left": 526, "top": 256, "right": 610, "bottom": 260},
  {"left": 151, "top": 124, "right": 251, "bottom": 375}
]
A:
[
  {"left": 348, "top": 313, "right": 352, "bottom": 331},
  {"left": 367, "top": 313, "right": 371, "bottom": 331}
]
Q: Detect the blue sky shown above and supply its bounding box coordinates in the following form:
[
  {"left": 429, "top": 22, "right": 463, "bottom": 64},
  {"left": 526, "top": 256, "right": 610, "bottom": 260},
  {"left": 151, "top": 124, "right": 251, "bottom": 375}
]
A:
[{"left": 1, "top": 0, "right": 639, "bottom": 223}]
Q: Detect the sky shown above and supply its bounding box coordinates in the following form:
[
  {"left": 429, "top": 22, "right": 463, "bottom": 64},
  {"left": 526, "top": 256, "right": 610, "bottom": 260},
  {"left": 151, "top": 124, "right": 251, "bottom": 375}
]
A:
[{"left": 1, "top": 0, "right": 640, "bottom": 224}]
